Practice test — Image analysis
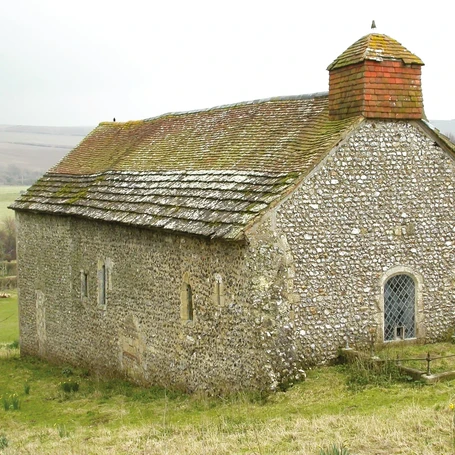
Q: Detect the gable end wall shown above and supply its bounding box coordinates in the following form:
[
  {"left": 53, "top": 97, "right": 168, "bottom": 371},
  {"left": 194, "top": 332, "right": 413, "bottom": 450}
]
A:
[{"left": 273, "top": 120, "right": 455, "bottom": 362}]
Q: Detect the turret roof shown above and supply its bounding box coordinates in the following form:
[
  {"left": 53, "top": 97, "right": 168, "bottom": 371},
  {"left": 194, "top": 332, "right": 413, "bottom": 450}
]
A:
[{"left": 327, "top": 33, "right": 424, "bottom": 71}]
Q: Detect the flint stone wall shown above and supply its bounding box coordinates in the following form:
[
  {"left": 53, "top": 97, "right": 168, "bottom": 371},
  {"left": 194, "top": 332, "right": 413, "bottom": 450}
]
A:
[
  {"left": 273, "top": 120, "right": 455, "bottom": 364},
  {"left": 16, "top": 211, "right": 297, "bottom": 393}
]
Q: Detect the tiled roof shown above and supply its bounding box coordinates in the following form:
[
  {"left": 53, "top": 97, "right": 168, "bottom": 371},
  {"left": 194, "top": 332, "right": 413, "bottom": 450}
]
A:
[
  {"left": 327, "top": 33, "right": 424, "bottom": 71},
  {"left": 11, "top": 94, "right": 360, "bottom": 240}
]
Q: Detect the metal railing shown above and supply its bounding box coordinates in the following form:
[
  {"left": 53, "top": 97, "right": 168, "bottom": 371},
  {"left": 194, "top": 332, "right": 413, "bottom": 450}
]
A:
[{"left": 395, "top": 352, "right": 455, "bottom": 375}]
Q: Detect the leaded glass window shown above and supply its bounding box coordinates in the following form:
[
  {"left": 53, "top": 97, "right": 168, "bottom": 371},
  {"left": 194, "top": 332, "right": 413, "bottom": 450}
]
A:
[{"left": 384, "top": 274, "right": 415, "bottom": 341}]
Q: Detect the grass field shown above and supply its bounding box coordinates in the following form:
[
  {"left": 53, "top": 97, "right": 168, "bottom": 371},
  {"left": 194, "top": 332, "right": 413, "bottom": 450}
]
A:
[
  {"left": 0, "top": 290, "right": 18, "bottom": 343},
  {"left": 0, "top": 186, "right": 29, "bottom": 219},
  {"left": 1, "top": 295, "right": 455, "bottom": 454}
]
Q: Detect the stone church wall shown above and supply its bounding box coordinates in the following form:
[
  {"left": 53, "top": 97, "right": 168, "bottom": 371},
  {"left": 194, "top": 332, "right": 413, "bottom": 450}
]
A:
[
  {"left": 274, "top": 120, "right": 455, "bottom": 364},
  {"left": 16, "top": 211, "right": 297, "bottom": 393}
]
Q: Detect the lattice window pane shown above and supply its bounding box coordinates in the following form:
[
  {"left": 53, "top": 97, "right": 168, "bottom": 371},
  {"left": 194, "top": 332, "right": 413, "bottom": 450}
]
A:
[{"left": 384, "top": 274, "right": 415, "bottom": 341}]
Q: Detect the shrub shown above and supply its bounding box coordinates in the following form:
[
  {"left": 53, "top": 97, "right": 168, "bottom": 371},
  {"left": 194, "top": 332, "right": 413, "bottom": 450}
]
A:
[
  {"left": 319, "top": 444, "right": 352, "bottom": 455},
  {"left": 343, "top": 356, "right": 405, "bottom": 391},
  {"left": 0, "top": 217, "right": 16, "bottom": 262},
  {"left": 2, "top": 393, "right": 20, "bottom": 411},
  {"left": 60, "top": 379, "right": 79, "bottom": 393},
  {"left": 7, "top": 340, "right": 19, "bottom": 350},
  {"left": 0, "top": 434, "right": 8, "bottom": 449},
  {"left": 56, "top": 424, "right": 70, "bottom": 438},
  {"left": 61, "top": 368, "right": 73, "bottom": 377}
]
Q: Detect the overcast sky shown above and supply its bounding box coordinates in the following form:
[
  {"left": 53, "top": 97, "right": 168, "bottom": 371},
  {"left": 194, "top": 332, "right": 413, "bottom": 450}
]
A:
[{"left": 1, "top": 0, "right": 454, "bottom": 126}]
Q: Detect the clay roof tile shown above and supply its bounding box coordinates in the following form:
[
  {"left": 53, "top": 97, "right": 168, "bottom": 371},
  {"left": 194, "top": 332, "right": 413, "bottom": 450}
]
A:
[{"left": 327, "top": 33, "right": 424, "bottom": 71}]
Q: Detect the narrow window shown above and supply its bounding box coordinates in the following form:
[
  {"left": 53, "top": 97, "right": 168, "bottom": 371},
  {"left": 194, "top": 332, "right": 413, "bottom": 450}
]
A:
[
  {"left": 213, "top": 273, "right": 224, "bottom": 307},
  {"left": 81, "top": 271, "right": 88, "bottom": 299},
  {"left": 98, "top": 263, "right": 107, "bottom": 307},
  {"left": 100, "top": 264, "right": 106, "bottom": 305},
  {"left": 215, "top": 280, "right": 221, "bottom": 306},
  {"left": 186, "top": 283, "right": 193, "bottom": 321},
  {"left": 384, "top": 274, "right": 416, "bottom": 341},
  {"left": 180, "top": 273, "right": 194, "bottom": 323}
]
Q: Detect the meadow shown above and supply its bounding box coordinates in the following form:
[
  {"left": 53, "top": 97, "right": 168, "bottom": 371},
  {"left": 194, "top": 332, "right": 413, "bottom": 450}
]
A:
[
  {"left": 1, "top": 292, "right": 455, "bottom": 454},
  {"left": 0, "top": 291, "right": 18, "bottom": 343},
  {"left": 0, "top": 186, "right": 29, "bottom": 219}
]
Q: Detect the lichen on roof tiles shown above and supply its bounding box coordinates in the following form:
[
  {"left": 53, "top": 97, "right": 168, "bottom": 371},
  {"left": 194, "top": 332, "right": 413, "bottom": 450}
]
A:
[
  {"left": 11, "top": 94, "right": 360, "bottom": 240},
  {"left": 327, "top": 33, "right": 424, "bottom": 70}
]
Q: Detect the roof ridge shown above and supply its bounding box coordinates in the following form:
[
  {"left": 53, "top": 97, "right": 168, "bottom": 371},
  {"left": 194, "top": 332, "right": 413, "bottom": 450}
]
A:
[
  {"left": 46, "top": 169, "right": 292, "bottom": 178},
  {"left": 99, "top": 92, "right": 329, "bottom": 126}
]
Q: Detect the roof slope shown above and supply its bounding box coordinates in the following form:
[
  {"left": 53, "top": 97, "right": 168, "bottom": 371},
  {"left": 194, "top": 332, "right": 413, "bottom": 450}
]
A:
[
  {"left": 11, "top": 94, "right": 360, "bottom": 240},
  {"left": 327, "top": 33, "right": 424, "bottom": 71}
]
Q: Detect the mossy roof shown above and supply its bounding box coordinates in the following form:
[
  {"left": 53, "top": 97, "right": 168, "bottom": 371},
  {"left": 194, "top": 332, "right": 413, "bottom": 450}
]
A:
[
  {"left": 11, "top": 93, "right": 360, "bottom": 240},
  {"left": 327, "top": 33, "right": 424, "bottom": 71}
]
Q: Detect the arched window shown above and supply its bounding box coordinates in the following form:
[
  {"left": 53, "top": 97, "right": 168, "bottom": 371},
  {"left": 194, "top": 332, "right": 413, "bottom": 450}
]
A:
[{"left": 384, "top": 274, "right": 416, "bottom": 341}]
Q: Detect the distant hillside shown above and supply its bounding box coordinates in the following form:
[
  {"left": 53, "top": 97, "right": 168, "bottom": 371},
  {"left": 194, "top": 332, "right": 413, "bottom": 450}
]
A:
[{"left": 0, "top": 125, "right": 93, "bottom": 185}]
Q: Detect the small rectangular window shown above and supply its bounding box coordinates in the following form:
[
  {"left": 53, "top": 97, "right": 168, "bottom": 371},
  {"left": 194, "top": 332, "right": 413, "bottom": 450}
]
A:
[
  {"left": 101, "top": 264, "right": 106, "bottom": 305},
  {"left": 81, "top": 271, "right": 88, "bottom": 299},
  {"left": 98, "top": 262, "right": 107, "bottom": 307},
  {"left": 186, "top": 283, "right": 193, "bottom": 321},
  {"left": 215, "top": 281, "right": 221, "bottom": 306},
  {"left": 213, "top": 274, "right": 224, "bottom": 307}
]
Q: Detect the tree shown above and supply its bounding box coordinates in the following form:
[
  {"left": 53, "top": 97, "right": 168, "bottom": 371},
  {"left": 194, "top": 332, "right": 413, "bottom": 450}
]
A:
[{"left": 0, "top": 217, "right": 16, "bottom": 261}]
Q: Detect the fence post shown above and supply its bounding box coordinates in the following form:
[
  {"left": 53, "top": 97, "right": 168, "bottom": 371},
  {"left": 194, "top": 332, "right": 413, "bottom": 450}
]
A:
[{"left": 426, "top": 351, "right": 431, "bottom": 375}]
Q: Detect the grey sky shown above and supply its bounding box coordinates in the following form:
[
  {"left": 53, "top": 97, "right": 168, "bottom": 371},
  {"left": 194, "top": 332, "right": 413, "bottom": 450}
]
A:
[{"left": 1, "top": 0, "right": 454, "bottom": 126}]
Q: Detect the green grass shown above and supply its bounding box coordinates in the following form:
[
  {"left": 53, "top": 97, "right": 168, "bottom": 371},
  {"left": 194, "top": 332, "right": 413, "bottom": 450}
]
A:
[
  {"left": 1, "top": 294, "right": 455, "bottom": 453},
  {"left": 0, "top": 289, "right": 18, "bottom": 343},
  {"left": 0, "top": 185, "right": 29, "bottom": 219},
  {"left": 1, "top": 353, "right": 455, "bottom": 454}
]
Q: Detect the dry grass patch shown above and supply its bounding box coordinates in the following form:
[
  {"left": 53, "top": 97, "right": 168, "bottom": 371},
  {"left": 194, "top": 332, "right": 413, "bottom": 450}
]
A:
[
  {"left": 1, "top": 352, "right": 455, "bottom": 454},
  {"left": 4, "top": 403, "right": 453, "bottom": 454}
]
